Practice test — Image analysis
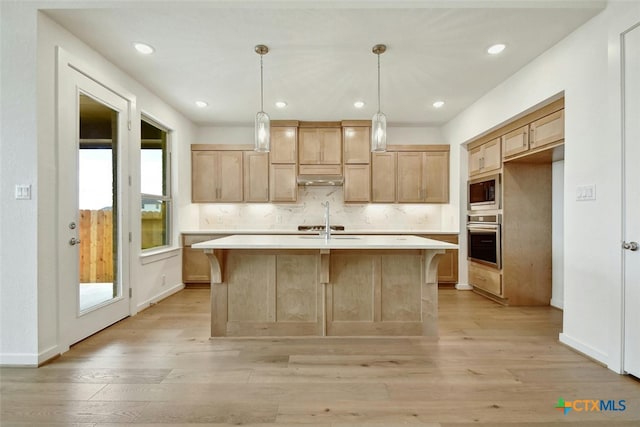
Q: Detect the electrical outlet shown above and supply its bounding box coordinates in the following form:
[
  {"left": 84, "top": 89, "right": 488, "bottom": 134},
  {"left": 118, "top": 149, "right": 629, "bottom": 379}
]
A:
[{"left": 161, "top": 275, "right": 166, "bottom": 286}]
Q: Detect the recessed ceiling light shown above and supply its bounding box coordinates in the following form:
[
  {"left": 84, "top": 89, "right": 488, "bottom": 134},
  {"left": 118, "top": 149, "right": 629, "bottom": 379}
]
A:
[
  {"left": 134, "top": 42, "right": 155, "bottom": 55},
  {"left": 195, "top": 100, "right": 208, "bottom": 108},
  {"left": 433, "top": 100, "right": 445, "bottom": 109},
  {"left": 275, "top": 101, "right": 287, "bottom": 109},
  {"left": 354, "top": 101, "right": 365, "bottom": 108},
  {"left": 487, "top": 43, "right": 506, "bottom": 55}
]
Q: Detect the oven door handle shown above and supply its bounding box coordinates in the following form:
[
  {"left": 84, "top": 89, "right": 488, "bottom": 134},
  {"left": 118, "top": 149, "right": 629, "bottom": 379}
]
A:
[{"left": 467, "top": 224, "right": 499, "bottom": 231}]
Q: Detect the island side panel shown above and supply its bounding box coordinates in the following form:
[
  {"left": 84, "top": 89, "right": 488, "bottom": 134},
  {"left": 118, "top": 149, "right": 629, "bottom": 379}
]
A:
[
  {"left": 223, "top": 249, "right": 323, "bottom": 337},
  {"left": 205, "top": 250, "right": 227, "bottom": 337},
  {"left": 326, "top": 250, "right": 423, "bottom": 336},
  {"left": 422, "top": 249, "right": 445, "bottom": 337}
]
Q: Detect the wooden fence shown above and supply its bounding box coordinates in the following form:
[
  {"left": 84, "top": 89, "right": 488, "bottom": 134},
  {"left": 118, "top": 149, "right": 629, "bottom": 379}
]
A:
[
  {"left": 79, "top": 209, "right": 114, "bottom": 283},
  {"left": 78, "top": 209, "right": 165, "bottom": 283}
]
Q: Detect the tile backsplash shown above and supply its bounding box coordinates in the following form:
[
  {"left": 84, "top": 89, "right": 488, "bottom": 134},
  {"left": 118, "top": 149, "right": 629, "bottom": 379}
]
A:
[{"left": 198, "top": 187, "right": 446, "bottom": 231}]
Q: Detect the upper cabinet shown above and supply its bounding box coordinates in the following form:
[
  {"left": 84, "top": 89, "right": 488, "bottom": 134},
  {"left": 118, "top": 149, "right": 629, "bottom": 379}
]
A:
[
  {"left": 192, "top": 147, "right": 243, "bottom": 202},
  {"left": 343, "top": 125, "right": 370, "bottom": 164},
  {"left": 371, "top": 152, "right": 396, "bottom": 203},
  {"left": 397, "top": 151, "right": 449, "bottom": 203},
  {"left": 373, "top": 146, "right": 450, "bottom": 204},
  {"left": 270, "top": 123, "right": 298, "bottom": 203},
  {"left": 243, "top": 151, "right": 269, "bottom": 202},
  {"left": 502, "top": 125, "right": 529, "bottom": 159},
  {"left": 342, "top": 122, "right": 371, "bottom": 203},
  {"left": 271, "top": 125, "right": 297, "bottom": 164},
  {"left": 469, "top": 138, "right": 501, "bottom": 177},
  {"left": 298, "top": 124, "right": 342, "bottom": 175},
  {"left": 529, "top": 109, "right": 564, "bottom": 150}
]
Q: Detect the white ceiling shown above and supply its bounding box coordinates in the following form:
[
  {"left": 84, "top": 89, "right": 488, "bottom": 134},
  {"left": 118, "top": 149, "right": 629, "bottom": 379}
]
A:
[{"left": 44, "top": 1, "right": 605, "bottom": 126}]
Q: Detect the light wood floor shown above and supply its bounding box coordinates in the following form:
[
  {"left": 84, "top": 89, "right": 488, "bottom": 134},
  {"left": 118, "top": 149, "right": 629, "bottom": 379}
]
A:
[{"left": 1, "top": 289, "right": 639, "bottom": 426}]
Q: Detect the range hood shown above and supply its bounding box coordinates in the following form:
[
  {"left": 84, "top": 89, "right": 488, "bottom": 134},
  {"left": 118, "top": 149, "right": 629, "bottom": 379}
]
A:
[{"left": 297, "top": 175, "right": 344, "bottom": 186}]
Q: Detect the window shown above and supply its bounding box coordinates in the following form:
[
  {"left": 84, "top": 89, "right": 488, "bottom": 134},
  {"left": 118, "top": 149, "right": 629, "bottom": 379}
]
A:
[{"left": 141, "top": 118, "right": 171, "bottom": 250}]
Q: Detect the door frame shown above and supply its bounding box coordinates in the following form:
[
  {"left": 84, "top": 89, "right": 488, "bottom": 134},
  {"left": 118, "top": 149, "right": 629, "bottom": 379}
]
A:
[
  {"left": 56, "top": 47, "right": 136, "bottom": 351},
  {"left": 621, "top": 22, "right": 640, "bottom": 377}
]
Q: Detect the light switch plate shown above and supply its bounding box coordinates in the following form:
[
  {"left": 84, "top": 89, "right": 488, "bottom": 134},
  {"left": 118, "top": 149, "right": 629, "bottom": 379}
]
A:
[
  {"left": 15, "top": 184, "right": 32, "bottom": 200},
  {"left": 576, "top": 184, "right": 596, "bottom": 201}
]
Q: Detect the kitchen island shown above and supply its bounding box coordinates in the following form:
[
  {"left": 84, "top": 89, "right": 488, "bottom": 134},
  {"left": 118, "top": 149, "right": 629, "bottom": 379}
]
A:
[{"left": 193, "top": 235, "right": 457, "bottom": 338}]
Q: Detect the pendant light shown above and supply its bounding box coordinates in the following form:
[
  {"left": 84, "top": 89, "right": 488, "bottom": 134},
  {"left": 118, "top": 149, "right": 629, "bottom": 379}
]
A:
[
  {"left": 254, "top": 44, "right": 270, "bottom": 152},
  {"left": 371, "top": 44, "right": 387, "bottom": 152}
]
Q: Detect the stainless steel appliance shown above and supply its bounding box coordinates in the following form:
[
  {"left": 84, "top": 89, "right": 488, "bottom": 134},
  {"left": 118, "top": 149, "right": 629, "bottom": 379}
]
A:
[
  {"left": 467, "top": 213, "right": 501, "bottom": 269},
  {"left": 468, "top": 173, "right": 501, "bottom": 211}
]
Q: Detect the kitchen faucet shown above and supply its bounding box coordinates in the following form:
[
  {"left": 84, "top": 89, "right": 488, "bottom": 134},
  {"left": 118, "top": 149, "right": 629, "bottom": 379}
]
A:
[{"left": 321, "top": 201, "right": 331, "bottom": 241}]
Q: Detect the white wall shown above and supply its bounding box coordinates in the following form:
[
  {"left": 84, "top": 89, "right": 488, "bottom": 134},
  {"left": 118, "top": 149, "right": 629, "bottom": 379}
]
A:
[
  {"left": 0, "top": 3, "right": 198, "bottom": 364},
  {"left": 0, "top": 1, "right": 39, "bottom": 364},
  {"left": 443, "top": 2, "right": 640, "bottom": 372}
]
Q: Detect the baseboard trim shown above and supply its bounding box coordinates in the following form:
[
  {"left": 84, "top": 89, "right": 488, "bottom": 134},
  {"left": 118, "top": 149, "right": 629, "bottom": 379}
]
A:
[
  {"left": 0, "top": 353, "right": 39, "bottom": 367},
  {"left": 38, "top": 345, "right": 61, "bottom": 366},
  {"left": 559, "top": 332, "right": 608, "bottom": 367},
  {"left": 550, "top": 297, "right": 564, "bottom": 309},
  {"left": 455, "top": 283, "right": 473, "bottom": 291},
  {"left": 136, "top": 283, "right": 185, "bottom": 312}
]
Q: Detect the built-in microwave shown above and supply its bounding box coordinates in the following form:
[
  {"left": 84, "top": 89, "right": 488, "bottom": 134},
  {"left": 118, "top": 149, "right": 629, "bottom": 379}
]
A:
[{"left": 468, "top": 173, "right": 501, "bottom": 211}]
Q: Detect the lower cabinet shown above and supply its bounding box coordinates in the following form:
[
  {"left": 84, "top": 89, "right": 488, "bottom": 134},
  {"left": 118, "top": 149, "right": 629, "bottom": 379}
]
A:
[
  {"left": 468, "top": 261, "right": 502, "bottom": 296},
  {"left": 182, "top": 234, "right": 227, "bottom": 285},
  {"left": 421, "top": 234, "right": 458, "bottom": 286}
]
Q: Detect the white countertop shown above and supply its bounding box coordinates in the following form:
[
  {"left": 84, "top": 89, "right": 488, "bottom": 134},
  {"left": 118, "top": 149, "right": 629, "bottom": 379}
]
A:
[
  {"left": 192, "top": 234, "right": 458, "bottom": 250},
  {"left": 183, "top": 229, "right": 459, "bottom": 235}
]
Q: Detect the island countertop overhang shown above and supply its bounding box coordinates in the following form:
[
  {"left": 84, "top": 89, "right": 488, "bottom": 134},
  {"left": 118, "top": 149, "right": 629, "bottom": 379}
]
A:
[{"left": 192, "top": 234, "right": 458, "bottom": 251}]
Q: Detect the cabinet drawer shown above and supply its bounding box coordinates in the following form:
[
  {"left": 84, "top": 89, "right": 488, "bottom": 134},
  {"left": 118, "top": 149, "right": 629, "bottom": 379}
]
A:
[{"left": 469, "top": 262, "right": 502, "bottom": 296}]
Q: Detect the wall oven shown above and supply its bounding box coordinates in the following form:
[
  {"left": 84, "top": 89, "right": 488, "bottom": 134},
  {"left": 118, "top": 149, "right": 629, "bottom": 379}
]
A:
[
  {"left": 468, "top": 173, "right": 501, "bottom": 211},
  {"left": 467, "top": 213, "right": 501, "bottom": 269}
]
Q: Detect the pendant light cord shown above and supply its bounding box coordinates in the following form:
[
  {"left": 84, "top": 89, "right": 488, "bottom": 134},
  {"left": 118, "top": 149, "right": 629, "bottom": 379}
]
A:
[
  {"left": 260, "top": 54, "right": 264, "bottom": 113},
  {"left": 377, "top": 52, "right": 381, "bottom": 114}
]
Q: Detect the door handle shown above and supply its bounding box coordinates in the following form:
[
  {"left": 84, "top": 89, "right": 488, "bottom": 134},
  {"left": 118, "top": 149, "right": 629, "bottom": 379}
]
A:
[
  {"left": 623, "top": 241, "right": 639, "bottom": 251},
  {"left": 69, "top": 237, "right": 81, "bottom": 246}
]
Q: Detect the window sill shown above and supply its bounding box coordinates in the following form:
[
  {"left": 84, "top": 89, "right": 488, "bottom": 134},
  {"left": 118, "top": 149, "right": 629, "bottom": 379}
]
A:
[{"left": 140, "top": 247, "right": 180, "bottom": 265}]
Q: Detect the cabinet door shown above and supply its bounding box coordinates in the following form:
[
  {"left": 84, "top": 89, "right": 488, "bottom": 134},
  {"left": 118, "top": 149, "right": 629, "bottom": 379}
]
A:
[
  {"left": 218, "top": 151, "right": 243, "bottom": 202},
  {"left": 343, "top": 127, "right": 370, "bottom": 164},
  {"left": 468, "top": 146, "right": 483, "bottom": 177},
  {"left": 424, "top": 151, "right": 449, "bottom": 203},
  {"left": 244, "top": 151, "right": 269, "bottom": 202},
  {"left": 530, "top": 109, "right": 564, "bottom": 150},
  {"left": 298, "top": 128, "right": 321, "bottom": 164},
  {"left": 371, "top": 152, "right": 396, "bottom": 202},
  {"left": 183, "top": 247, "right": 211, "bottom": 283},
  {"left": 270, "top": 163, "right": 297, "bottom": 202},
  {"left": 319, "top": 128, "right": 342, "bottom": 164},
  {"left": 271, "top": 127, "right": 297, "bottom": 164},
  {"left": 482, "top": 138, "right": 502, "bottom": 172},
  {"left": 469, "top": 262, "right": 502, "bottom": 296},
  {"left": 344, "top": 164, "right": 371, "bottom": 203},
  {"left": 397, "top": 152, "right": 426, "bottom": 203},
  {"left": 422, "top": 234, "right": 458, "bottom": 284},
  {"left": 502, "top": 125, "right": 529, "bottom": 159},
  {"left": 192, "top": 151, "right": 217, "bottom": 202}
]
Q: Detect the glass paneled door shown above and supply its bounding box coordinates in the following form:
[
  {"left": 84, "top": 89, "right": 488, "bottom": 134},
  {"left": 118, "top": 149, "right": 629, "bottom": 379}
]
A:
[
  {"left": 58, "top": 56, "right": 131, "bottom": 350},
  {"left": 77, "top": 94, "right": 120, "bottom": 311}
]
